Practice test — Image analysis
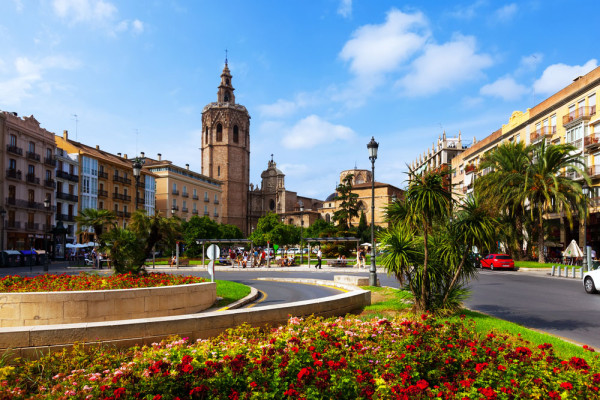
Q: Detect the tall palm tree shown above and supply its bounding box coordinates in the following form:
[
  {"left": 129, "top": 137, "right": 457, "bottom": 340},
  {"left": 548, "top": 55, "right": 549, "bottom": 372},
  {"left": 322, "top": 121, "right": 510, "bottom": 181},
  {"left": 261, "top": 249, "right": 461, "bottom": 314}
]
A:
[
  {"left": 129, "top": 210, "right": 181, "bottom": 260},
  {"left": 523, "top": 142, "right": 588, "bottom": 263},
  {"left": 404, "top": 169, "right": 452, "bottom": 310},
  {"left": 75, "top": 208, "right": 116, "bottom": 245}
]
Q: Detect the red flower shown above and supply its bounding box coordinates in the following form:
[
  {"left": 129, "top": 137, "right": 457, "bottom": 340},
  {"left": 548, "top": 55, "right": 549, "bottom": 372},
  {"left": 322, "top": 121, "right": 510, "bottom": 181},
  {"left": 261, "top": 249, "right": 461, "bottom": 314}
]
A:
[
  {"left": 416, "top": 379, "right": 428, "bottom": 390},
  {"left": 560, "top": 382, "right": 573, "bottom": 390}
]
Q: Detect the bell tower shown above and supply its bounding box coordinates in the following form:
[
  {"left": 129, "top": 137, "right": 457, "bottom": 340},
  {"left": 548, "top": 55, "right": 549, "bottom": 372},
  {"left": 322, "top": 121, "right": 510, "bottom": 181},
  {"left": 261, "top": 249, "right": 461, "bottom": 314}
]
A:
[{"left": 201, "top": 60, "right": 251, "bottom": 234}]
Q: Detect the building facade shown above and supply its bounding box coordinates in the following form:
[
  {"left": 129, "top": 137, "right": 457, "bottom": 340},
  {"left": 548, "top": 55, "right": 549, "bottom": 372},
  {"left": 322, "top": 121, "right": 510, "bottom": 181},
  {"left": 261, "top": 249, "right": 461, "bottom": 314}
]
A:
[
  {"left": 144, "top": 154, "right": 221, "bottom": 222},
  {"left": 201, "top": 62, "right": 250, "bottom": 233},
  {"left": 55, "top": 147, "right": 79, "bottom": 244},
  {"left": 0, "top": 112, "right": 56, "bottom": 250},
  {"left": 450, "top": 65, "right": 600, "bottom": 255}
]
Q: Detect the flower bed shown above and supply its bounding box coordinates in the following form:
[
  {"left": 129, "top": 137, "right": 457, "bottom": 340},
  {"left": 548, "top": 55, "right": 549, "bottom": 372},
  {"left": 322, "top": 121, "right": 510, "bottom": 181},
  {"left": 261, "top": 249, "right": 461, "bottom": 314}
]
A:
[
  {"left": 0, "top": 272, "right": 205, "bottom": 292},
  {"left": 2, "top": 314, "right": 599, "bottom": 399}
]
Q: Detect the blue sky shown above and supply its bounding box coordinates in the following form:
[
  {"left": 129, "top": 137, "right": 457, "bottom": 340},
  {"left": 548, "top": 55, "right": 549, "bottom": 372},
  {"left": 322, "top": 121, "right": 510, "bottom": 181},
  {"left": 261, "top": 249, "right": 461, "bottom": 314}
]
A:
[{"left": 1, "top": 0, "right": 598, "bottom": 200}]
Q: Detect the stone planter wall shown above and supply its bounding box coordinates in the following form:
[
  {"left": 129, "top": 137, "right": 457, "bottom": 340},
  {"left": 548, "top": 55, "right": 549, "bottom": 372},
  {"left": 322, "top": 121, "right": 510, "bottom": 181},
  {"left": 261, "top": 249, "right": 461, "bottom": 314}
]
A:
[{"left": 0, "top": 282, "right": 216, "bottom": 327}]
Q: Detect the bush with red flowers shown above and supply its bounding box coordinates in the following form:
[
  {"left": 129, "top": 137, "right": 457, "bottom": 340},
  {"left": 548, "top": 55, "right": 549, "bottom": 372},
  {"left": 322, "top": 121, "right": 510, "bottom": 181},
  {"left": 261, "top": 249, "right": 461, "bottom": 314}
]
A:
[{"left": 1, "top": 314, "right": 599, "bottom": 399}]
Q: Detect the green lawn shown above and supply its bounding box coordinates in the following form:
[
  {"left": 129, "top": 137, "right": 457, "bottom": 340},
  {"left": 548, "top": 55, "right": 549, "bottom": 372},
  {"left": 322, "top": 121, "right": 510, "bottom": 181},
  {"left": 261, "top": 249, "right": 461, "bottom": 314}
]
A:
[
  {"left": 214, "top": 280, "right": 251, "bottom": 308},
  {"left": 515, "top": 260, "right": 576, "bottom": 269}
]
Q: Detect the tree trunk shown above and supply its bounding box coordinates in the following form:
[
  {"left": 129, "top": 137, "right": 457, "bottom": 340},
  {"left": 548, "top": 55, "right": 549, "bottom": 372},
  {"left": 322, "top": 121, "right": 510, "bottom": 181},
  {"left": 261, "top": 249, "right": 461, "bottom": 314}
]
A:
[
  {"left": 420, "top": 222, "right": 429, "bottom": 311},
  {"left": 537, "top": 208, "right": 546, "bottom": 263},
  {"left": 442, "top": 252, "right": 468, "bottom": 306}
]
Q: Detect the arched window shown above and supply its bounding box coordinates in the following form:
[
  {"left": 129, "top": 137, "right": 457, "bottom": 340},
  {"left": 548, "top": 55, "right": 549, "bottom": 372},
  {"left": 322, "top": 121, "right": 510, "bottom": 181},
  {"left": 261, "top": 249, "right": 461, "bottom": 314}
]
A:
[
  {"left": 269, "top": 199, "right": 275, "bottom": 210},
  {"left": 217, "top": 166, "right": 221, "bottom": 176},
  {"left": 224, "top": 92, "right": 230, "bottom": 102},
  {"left": 205, "top": 126, "right": 209, "bottom": 143},
  {"left": 233, "top": 125, "right": 239, "bottom": 143},
  {"left": 216, "top": 124, "right": 223, "bottom": 142},
  {"left": 325, "top": 214, "right": 331, "bottom": 223}
]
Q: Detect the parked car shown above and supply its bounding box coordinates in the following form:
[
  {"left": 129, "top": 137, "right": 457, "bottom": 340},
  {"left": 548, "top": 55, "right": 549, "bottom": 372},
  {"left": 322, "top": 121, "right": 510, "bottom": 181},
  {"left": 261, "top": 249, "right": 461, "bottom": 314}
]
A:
[
  {"left": 583, "top": 265, "right": 600, "bottom": 294},
  {"left": 480, "top": 254, "right": 515, "bottom": 270}
]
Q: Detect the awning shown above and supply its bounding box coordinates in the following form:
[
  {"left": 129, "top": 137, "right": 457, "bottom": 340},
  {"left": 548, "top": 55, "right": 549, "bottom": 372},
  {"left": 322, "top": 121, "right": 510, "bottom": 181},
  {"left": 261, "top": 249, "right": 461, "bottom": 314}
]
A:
[
  {"left": 2, "top": 250, "right": 21, "bottom": 255},
  {"left": 20, "top": 250, "right": 37, "bottom": 255}
]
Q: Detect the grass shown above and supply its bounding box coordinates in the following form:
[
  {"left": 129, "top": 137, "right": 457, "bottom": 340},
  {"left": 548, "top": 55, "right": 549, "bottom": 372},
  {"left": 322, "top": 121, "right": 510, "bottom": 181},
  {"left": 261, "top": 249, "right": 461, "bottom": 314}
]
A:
[
  {"left": 359, "top": 285, "right": 598, "bottom": 363},
  {"left": 515, "top": 260, "right": 575, "bottom": 269},
  {"left": 214, "top": 280, "right": 251, "bottom": 308}
]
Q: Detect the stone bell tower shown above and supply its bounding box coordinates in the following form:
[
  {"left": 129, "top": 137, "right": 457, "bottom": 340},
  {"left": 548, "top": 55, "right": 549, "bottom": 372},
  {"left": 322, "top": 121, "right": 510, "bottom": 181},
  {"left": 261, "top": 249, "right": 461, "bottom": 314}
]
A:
[{"left": 201, "top": 60, "right": 251, "bottom": 234}]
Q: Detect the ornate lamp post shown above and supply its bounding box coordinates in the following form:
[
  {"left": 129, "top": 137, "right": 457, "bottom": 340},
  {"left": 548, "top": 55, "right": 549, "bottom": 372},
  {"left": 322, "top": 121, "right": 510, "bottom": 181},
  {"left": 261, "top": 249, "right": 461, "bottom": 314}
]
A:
[
  {"left": 299, "top": 201, "right": 304, "bottom": 265},
  {"left": 132, "top": 157, "right": 144, "bottom": 211},
  {"left": 367, "top": 137, "right": 379, "bottom": 286},
  {"left": 43, "top": 195, "right": 51, "bottom": 272},
  {"left": 583, "top": 183, "right": 589, "bottom": 271}
]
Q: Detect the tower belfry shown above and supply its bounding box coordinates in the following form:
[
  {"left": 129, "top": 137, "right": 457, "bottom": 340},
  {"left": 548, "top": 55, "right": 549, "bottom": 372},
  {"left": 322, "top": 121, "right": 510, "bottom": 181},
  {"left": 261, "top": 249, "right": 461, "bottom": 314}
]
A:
[{"left": 201, "top": 61, "right": 251, "bottom": 234}]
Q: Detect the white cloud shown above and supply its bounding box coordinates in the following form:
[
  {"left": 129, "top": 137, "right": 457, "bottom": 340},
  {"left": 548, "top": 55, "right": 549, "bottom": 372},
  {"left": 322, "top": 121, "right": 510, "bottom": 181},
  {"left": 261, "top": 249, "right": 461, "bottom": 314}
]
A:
[
  {"left": 339, "top": 9, "right": 430, "bottom": 78},
  {"left": 480, "top": 76, "right": 528, "bottom": 100},
  {"left": 11, "top": 0, "right": 23, "bottom": 12},
  {"left": 282, "top": 115, "right": 355, "bottom": 149},
  {"left": 396, "top": 34, "right": 493, "bottom": 96},
  {"left": 258, "top": 92, "right": 320, "bottom": 118},
  {"left": 131, "top": 19, "right": 144, "bottom": 34},
  {"left": 533, "top": 59, "right": 598, "bottom": 95},
  {"left": 447, "top": 0, "right": 486, "bottom": 20},
  {"left": 517, "top": 53, "right": 543, "bottom": 74},
  {"left": 495, "top": 3, "right": 518, "bottom": 22},
  {"left": 337, "top": 0, "right": 352, "bottom": 18},
  {"left": 0, "top": 55, "right": 81, "bottom": 106},
  {"left": 53, "top": 0, "right": 117, "bottom": 23}
]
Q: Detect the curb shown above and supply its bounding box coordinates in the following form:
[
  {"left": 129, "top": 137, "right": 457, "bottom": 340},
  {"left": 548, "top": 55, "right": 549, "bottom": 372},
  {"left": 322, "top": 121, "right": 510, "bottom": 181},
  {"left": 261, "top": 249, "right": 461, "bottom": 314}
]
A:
[{"left": 211, "top": 287, "right": 260, "bottom": 311}]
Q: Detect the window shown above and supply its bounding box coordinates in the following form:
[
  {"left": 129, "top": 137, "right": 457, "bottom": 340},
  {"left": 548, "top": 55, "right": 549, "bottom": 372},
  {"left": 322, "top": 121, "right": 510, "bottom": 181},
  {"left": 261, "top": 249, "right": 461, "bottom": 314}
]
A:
[
  {"left": 204, "top": 205, "right": 208, "bottom": 213},
  {"left": 193, "top": 203, "right": 197, "bottom": 211},
  {"left": 28, "top": 141, "right": 35, "bottom": 153},
  {"left": 46, "top": 148, "right": 52, "bottom": 159},
  {"left": 217, "top": 166, "right": 220, "bottom": 176},
  {"left": 172, "top": 199, "right": 177, "bottom": 209},
  {"left": 216, "top": 124, "right": 223, "bottom": 141},
  {"left": 214, "top": 194, "right": 218, "bottom": 202},
  {"left": 551, "top": 114, "right": 556, "bottom": 132},
  {"left": 204, "top": 191, "right": 208, "bottom": 200},
  {"left": 224, "top": 91, "right": 230, "bottom": 102},
  {"left": 9, "top": 159, "right": 16, "bottom": 170},
  {"left": 205, "top": 126, "right": 209, "bottom": 143},
  {"left": 9, "top": 134, "right": 16, "bottom": 146},
  {"left": 28, "top": 190, "right": 34, "bottom": 203},
  {"left": 45, "top": 169, "right": 51, "bottom": 180},
  {"left": 193, "top": 188, "right": 197, "bottom": 197},
  {"left": 183, "top": 186, "right": 187, "bottom": 195},
  {"left": 172, "top": 183, "right": 177, "bottom": 192},
  {"left": 233, "top": 125, "right": 239, "bottom": 143},
  {"left": 590, "top": 94, "right": 597, "bottom": 114},
  {"left": 28, "top": 164, "right": 34, "bottom": 175},
  {"left": 183, "top": 200, "right": 187, "bottom": 209}
]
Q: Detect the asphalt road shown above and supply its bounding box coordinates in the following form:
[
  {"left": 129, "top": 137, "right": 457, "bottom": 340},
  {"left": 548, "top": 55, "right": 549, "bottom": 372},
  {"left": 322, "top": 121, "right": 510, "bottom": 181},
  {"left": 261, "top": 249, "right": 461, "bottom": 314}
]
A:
[{"left": 465, "top": 269, "right": 600, "bottom": 349}]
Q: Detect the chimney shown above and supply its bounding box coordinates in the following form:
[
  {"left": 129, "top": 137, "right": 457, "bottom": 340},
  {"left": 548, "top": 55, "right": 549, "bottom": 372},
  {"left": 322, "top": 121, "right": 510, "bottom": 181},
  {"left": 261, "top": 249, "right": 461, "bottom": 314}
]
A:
[
  {"left": 96, "top": 145, "right": 100, "bottom": 150},
  {"left": 140, "top": 152, "right": 145, "bottom": 157},
  {"left": 157, "top": 153, "right": 162, "bottom": 161},
  {"left": 117, "top": 153, "right": 121, "bottom": 157},
  {"left": 186, "top": 163, "right": 189, "bottom": 170},
  {"left": 63, "top": 130, "right": 68, "bottom": 140},
  {"left": 124, "top": 154, "right": 128, "bottom": 159}
]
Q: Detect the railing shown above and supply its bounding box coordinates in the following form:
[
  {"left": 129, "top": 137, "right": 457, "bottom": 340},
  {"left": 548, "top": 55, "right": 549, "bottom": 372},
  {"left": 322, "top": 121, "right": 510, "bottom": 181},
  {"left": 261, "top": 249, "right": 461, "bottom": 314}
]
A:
[
  {"left": 182, "top": 207, "right": 189, "bottom": 213},
  {"left": 6, "top": 169, "right": 21, "bottom": 180},
  {"left": 584, "top": 133, "right": 600, "bottom": 148},
  {"left": 6, "top": 145, "right": 23, "bottom": 156},
  {"left": 57, "top": 192, "right": 78, "bottom": 202},
  {"left": 6, "top": 198, "right": 53, "bottom": 211},
  {"left": 204, "top": 211, "right": 209, "bottom": 216},
  {"left": 5, "top": 221, "right": 21, "bottom": 229},
  {"left": 113, "top": 193, "right": 132, "bottom": 201},
  {"left": 44, "top": 156, "right": 57, "bottom": 167},
  {"left": 98, "top": 189, "right": 108, "bottom": 197},
  {"left": 26, "top": 151, "right": 40, "bottom": 162},
  {"left": 98, "top": 170, "right": 109, "bottom": 179},
  {"left": 192, "top": 209, "right": 198, "bottom": 214},
  {"left": 213, "top": 212, "right": 219, "bottom": 217},
  {"left": 56, "top": 170, "right": 79, "bottom": 182},
  {"left": 44, "top": 179, "right": 56, "bottom": 188},
  {"left": 25, "top": 174, "right": 40, "bottom": 185},
  {"left": 564, "top": 170, "right": 583, "bottom": 180},
  {"left": 172, "top": 190, "right": 180, "bottom": 195},
  {"left": 563, "top": 106, "right": 596, "bottom": 125},
  {"left": 530, "top": 126, "right": 556, "bottom": 143},
  {"left": 591, "top": 197, "right": 600, "bottom": 208},
  {"left": 136, "top": 181, "right": 145, "bottom": 189},
  {"left": 588, "top": 165, "right": 600, "bottom": 178},
  {"left": 56, "top": 214, "right": 75, "bottom": 222},
  {"left": 182, "top": 192, "right": 189, "bottom": 198},
  {"left": 204, "top": 197, "right": 209, "bottom": 202},
  {"left": 213, "top": 199, "right": 219, "bottom": 204},
  {"left": 192, "top": 194, "right": 199, "bottom": 200},
  {"left": 171, "top": 206, "right": 179, "bottom": 211},
  {"left": 116, "top": 211, "right": 131, "bottom": 218},
  {"left": 24, "top": 222, "right": 39, "bottom": 231},
  {"left": 136, "top": 197, "right": 145, "bottom": 204},
  {"left": 465, "top": 165, "right": 476, "bottom": 174},
  {"left": 113, "top": 175, "right": 132, "bottom": 185}
]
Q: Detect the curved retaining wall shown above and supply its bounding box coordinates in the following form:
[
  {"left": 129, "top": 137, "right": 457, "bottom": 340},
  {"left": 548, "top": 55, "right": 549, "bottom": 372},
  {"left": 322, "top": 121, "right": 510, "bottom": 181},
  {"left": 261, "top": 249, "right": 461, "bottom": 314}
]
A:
[
  {"left": 0, "top": 282, "right": 216, "bottom": 327},
  {"left": 0, "top": 288, "right": 370, "bottom": 360}
]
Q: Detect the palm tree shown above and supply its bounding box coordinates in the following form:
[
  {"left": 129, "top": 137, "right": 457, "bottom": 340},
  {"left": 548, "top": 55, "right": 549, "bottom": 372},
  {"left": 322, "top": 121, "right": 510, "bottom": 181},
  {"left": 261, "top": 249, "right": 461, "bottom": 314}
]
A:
[
  {"left": 75, "top": 208, "right": 116, "bottom": 245},
  {"left": 403, "top": 169, "right": 452, "bottom": 310},
  {"left": 129, "top": 210, "right": 181, "bottom": 261},
  {"left": 523, "top": 142, "right": 588, "bottom": 263}
]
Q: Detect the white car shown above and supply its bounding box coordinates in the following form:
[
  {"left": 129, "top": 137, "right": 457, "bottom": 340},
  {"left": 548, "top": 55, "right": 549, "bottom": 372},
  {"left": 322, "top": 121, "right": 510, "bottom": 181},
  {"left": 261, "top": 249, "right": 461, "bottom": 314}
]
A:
[{"left": 583, "top": 267, "right": 600, "bottom": 294}]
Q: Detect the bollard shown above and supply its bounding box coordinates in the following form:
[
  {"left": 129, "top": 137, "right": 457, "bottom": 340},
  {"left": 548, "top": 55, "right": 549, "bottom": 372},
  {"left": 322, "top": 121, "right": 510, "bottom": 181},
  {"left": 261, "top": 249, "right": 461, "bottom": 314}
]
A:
[
  {"left": 578, "top": 267, "right": 583, "bottom": 279},
  {"left": 564, "top": 266, "right": 568, "bottom": 277},
  {"left": 558, "top": 267, "right": 561, "bottom": 277},
  {"left": 551, "top": 265, "right": 556, "bottom": 276},
  {"left": 571, "top": 267, "right": 576, "bottom": 279}
]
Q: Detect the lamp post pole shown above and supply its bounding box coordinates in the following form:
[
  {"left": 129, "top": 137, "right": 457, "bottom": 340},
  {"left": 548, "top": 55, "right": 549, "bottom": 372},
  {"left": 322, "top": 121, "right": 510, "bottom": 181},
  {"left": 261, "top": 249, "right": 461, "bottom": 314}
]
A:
[
  {"left": 171, "top": 205, "right": 179, "bottom": 269},
  {"left": 583, "top": 183, "right": 589, "bottom": 271},
  {"left": 367, "top": 137, "right": 379, "bottom": 287},
  {"left": 132, "top": 158, "right": 143, "bottom": 211},
  {"left": 0, "top": 208, "right": 6, "bottom": 252},
  {"left": 300, "top": 201, "right": 304, "bottom": 265},
  {"left": 43, "top": 195, "right": 51, "bottom": 272}
]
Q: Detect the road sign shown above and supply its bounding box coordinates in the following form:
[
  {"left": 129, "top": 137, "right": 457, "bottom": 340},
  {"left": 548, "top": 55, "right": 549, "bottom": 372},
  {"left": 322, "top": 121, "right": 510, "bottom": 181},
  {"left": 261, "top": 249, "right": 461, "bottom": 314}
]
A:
[
  {"left": 207, "top": 261, "right": 214, "bottom": 281},
  {"left": 207, "top": 244, "right": 220, "bottom": 260}
]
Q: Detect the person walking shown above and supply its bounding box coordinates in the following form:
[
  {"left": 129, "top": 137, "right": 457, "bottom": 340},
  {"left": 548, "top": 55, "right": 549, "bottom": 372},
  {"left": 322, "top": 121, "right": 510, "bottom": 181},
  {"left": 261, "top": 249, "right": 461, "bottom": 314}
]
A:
[{"left": 316, "top": 248, "right": 322, "bottom": 269}]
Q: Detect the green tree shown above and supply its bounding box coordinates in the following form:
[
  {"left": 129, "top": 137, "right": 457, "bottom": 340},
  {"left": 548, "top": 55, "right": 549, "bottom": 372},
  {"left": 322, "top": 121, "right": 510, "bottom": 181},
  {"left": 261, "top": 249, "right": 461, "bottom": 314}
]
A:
[
  {"left": 332, "top": 174, "right": 359, "bottom": 229},
  {"left": 181, "top": 216, "right": 221, "bottom": 257},
  {"left": 100, "top": 228, "right": 146, "bottom": 274},
  {"left": 129, "top": 210, "right": 181, "bottom": 259},
  {"left": 305, "top": 219, "right": 336, "bottom": 238},
  {"left": 219, "top": 223, "right": 243, "bottom": 239},
  {"left": 75, "top": 208, "right": 116, "bottom": 246},
  {"left": 249, "top": 213, "right": 283, "bottom": 247}
]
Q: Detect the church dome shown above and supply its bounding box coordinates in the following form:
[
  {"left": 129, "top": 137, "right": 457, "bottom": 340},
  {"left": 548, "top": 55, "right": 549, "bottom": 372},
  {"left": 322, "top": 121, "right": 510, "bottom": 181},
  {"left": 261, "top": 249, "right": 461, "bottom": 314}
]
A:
[{"left": 325, "top": 192, "right": 338, "bottom": 202}]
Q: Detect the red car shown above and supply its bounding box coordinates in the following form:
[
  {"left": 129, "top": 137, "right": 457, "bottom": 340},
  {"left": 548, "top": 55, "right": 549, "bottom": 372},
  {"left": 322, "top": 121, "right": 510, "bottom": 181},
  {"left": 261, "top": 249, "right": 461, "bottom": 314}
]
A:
[{"left": 480, "top": 254, "right": 515, "bottom": 270}]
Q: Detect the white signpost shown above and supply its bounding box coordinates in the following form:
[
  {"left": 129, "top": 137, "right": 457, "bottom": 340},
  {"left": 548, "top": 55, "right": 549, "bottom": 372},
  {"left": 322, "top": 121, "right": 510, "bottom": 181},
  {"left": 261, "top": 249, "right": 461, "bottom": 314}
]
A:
[{"left": 206, "top": 244, "right": 220, "bottom": 282}]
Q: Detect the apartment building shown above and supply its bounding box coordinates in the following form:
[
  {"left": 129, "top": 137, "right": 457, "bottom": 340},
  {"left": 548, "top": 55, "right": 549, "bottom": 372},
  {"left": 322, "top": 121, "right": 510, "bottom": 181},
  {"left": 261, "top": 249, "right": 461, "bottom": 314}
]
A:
[
  {"left": 55, "top": 147, "right": 79, "bottom": 244},
  {"left": 144, "top": 154, "right": 222, "bottom": 222},
  {"left": 0, "top": 112, "right": 56, "bottom": 250},
  {"left": 451, "top": 65, "right": 600, "bottom": 253},
  {"left": 409, "top": 131, "right": 470, "bottom": 176},
  {"left": 55, "top": 131, "right": 156, "bottom": 235}
]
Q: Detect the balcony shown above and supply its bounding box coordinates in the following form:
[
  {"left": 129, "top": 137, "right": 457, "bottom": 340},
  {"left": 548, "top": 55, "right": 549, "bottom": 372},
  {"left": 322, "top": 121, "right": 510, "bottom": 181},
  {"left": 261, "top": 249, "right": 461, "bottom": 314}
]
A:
[
  {"left": 204, "top": 197, "right": 210, "bottom": 202},
  {"left": 213, "top": 212, "right": 219, "bottom": 217},
  {"left": 213, "top": 199, "right": 219, "bottom": 204},
  {"left": 56, "top": 170, "right": 79, "bottom": 182},
  {"left": 98, "top": 170, "right": 109, "bottom": 179},
  {"left": 5, "top": 220, "right": 21, "bottom": 230},
  {"left": 588, "top": 165, "right": 600, "bottom": 178},
  {"left": 182, "top": 207, "right": 189, "bottom": 213},
  {"left": 56, "top": 214, "right": 75, "bottom": 222},
  {"left": 136, "top": 181, "right": 145, "bottom": 189},
  {"left": 464, "top": 164, "right": 476, "bottom": 174},
  {"left": 136, "top": 197, "right": 145, "bottom": 204},
  {"left": 591, "top": 196, "right": 600, "bottom": 208},
  {"left": 116, "top": 211, "right": 131, "bottom": 218},
  {"left": 584, "top": 133, "right": 600, "bottom": 149},
  {"left": 564, "top": 170, "right": 583, "bottom": 181},
  {"left": 6, "top": 144, "right": 23, "bottom": 156},
  {"left": 171, "top": 206, "right": 179, "bottom": 211},
  {"left": 182, "top": 192, "right": 189, "bottom": 198},
  {"left": 6, "top": 169, "right": 21, "bottom": 181},
  {"left": 24, "top": 222, "right": 39, "bottom": 231},
  {"left": 192, "top": 209, "right": 198, "bottom": 215},
  {"left": 192, "top": 194, "right": 199, "bottom": 200},
  {"left": 57, "top": 192, "right": 78, "bottom": 202},
  {"left": 98, "top": 189, "right": 108, "bottom": 198},
  {"left": 204, "top": 211, "right": 209, "bottom": 216},
  {"left": 113, "top": 193, "right": 132, "bottom": 202},
  {"left": 44, "top": 156, "right": 57, "bottom": 167},
  {"left": 25, "top": 173, "right": 40, "bottom": 185},
  {"left": 44, "top": 178, "right": 56, "bottom": 188},
  {"left": 172, "top": 189, "right": 180, "bottom": 195},
  {"left": 462, "top": 186, "right": 468, "bottom": 194},
  {"left": 113, "top": 175, "right": 132, "bottom": 185},
  {"left": 26, "top": 151, "right": 40, "bottom": 162},
  {"left": 530, "top": 126, "right": 556, "bottom": 144},
  {"left": 563, "top": 106, "right": 596, "bottom": 126}
]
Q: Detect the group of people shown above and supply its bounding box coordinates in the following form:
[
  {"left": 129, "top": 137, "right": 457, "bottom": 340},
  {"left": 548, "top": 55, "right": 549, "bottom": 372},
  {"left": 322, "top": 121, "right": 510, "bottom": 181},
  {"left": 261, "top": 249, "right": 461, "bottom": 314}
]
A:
[
  {"left": 66, "top": 248, "right": 109, "bottom": 268},
  {"left": 355, "top": 248, "right": 367, "bottom": 268},
  {"left": 227, "top": 248, "right": 269, "bottom": 268}
]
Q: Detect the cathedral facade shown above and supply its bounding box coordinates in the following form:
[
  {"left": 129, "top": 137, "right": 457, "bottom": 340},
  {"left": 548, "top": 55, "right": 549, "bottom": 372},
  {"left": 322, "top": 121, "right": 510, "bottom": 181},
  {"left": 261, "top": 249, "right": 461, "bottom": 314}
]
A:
[{"left": 201, "top": 63, "right": 323, "bottom": 235}]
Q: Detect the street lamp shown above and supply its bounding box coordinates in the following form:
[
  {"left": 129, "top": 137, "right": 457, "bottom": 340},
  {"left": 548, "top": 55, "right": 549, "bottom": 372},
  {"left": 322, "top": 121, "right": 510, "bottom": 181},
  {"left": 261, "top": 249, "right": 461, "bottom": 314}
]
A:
[
  {"left": 583, "top": 183, "right": 590, "bottom": 271},
  {"left": 43, "top": 195, "right": 51, "bottom": 272},
  {"left": 132, "top": 157, "right": 143, "bottom": 211},
  {"left": 299, "top": 201, "right": 304, "bottom": 265},
  {"left": 0, "top": 207, "right": 6, "bottom": 251},
  {"left": 367, "top": 136, "right": 379, "bottom": 286}
]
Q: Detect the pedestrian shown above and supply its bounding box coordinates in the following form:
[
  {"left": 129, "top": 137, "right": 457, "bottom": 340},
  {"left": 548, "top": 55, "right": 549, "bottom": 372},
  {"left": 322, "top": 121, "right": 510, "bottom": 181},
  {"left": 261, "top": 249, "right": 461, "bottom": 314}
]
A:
[
  {"left": 355, "top": 248, "right": 360, "bottom": 268},
  {"left": 260, "top": 249, "right": 266, "bottom": 267},
  {"left": 359, "top": 249, "right": 366, "bottom": 268},
  {"left": 242, "top": 251, "right": 248, "bottom": 268},
  {"left": 316, "top": 248, "right": 322, "bottom": 269}
]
